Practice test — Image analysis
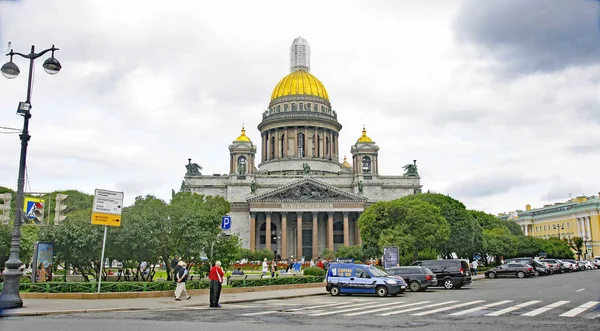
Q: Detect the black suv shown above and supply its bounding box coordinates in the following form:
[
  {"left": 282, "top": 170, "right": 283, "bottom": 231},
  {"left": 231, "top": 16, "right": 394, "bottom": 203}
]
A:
[
  {"left": 386, "top": 266, "right": 438, "bottom": 292},
  {"left": 411, "top": 259, "right": 472, "bottom": 289}
]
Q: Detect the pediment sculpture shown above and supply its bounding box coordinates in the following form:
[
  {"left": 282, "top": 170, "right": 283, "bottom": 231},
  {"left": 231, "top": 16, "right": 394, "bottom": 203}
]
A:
[{"left": 268, "top": 183, "right": 349, "bottom": 201}]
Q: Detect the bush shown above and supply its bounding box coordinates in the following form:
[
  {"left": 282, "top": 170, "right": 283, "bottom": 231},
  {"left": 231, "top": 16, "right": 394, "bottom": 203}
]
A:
[
  {"left": 335, "top": 245, "right": 364, "bottom": 261},
  {"left": 303, "top": 267, "right": 326, "bottom": 277},
  {"left": 22, "top": 280, "right": 211, "bottom": 293},
  {"left": 228, "top": 275, "right": 324, "bottom": 288}
]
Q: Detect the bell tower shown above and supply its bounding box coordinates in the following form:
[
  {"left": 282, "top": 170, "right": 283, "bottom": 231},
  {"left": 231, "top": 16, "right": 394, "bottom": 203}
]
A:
[
  {"left": 229, "top": 126, "right": 257, "bottom": 178},
  {"left": 351, "top": 126, "right": 379, "bottom": 179}
]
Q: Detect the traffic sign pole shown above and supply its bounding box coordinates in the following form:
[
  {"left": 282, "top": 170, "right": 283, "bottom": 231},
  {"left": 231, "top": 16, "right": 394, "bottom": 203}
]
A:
[{"left": 97, "top": 225, "right": 108, "bottom": 293}]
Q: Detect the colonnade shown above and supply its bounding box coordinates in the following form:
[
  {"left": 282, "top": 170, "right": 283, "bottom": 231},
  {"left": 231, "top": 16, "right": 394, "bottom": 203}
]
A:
[
  {"left": 261, "top": 126, "right": 339, "bottom": 162},
  {"left": 249, "top": 211, "right": 362, "bottom": 259}
]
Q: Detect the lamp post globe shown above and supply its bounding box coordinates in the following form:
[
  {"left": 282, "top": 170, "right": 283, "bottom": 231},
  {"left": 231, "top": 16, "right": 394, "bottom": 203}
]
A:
[
  {"left": 42, "top": 57, "right": 61, "bottom": 75},
  {"left": 1, "top": 61, "right": 20, "bottom": 79}
]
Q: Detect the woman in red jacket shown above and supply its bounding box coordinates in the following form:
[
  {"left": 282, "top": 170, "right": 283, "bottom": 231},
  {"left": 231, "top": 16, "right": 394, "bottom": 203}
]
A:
[{"left": 209, "top": 261, "right": 224, "bottom": 308}]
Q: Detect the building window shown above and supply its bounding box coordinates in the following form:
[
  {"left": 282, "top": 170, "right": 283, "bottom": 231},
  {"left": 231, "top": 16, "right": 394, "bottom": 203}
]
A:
[
  {"left": 362, "top": 156, "right": 372, "bottom": 173},
  {"left": 276, "top": 105, "right": 281, "bottom": 112},
  {"left": 567, "top": 222, "right": 570, "bottom": 228},
  {"left": 271, "top": 136, "right": 275, "bottom": 159},
  {"left": 306, "top": 103, "right": 311, "bottom": 111},
  {"left": 292, "top": 103, "right": 297, "bottom": 111},
  {"left": 299, "top": 103, "right": 304, "bottom": 111},
  {"left": 280, "top": 134, "right": 285, "bottom": 157},
  {"left": 321, "top": 105, "right": 325, "bottom": 113},
  {"left": 333, "top": 221, "right": 344, "bottom": 244},
  {"left": 237, "top": 156, "right": 247, "bottom": 175},
  {"left": 284, "top": 103, "right": 289, "bottom": 112},
  {"left": 297, "top": 133, "right": 305, "bottom": 157},
  {"left": 326, "top": 136, "right": 330, "bottom": 159}
]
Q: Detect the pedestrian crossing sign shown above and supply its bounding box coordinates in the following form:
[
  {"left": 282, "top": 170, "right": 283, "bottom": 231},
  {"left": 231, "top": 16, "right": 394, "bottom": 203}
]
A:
[{"left": 23, "top": 197, "right": 45, "bottom": 224}]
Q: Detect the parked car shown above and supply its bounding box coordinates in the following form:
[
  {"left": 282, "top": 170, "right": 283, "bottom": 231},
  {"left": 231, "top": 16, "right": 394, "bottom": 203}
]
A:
[
  {"left": 386, "top": 266, "right": 437, "bottom": 292},
  {"left": 505, "top": 258, "right": 549, "bottom": 276},
  {"left": 325, "top": 263, "right": 407, "bottom": 297},
  {"left": 561, "top": 260, "right": 580, "bottom": 271},
  {"left": 587, "top": 260, "right": 600, "bottom": 268},
  {"left": 539, "top": 259, "right": 563, "bottom": 273},
  {"left": 411, "top": 259, "right": 472, "bottom": 289},
  {"left": 485, "top": 263, "right": 535, "bottom": 279}
]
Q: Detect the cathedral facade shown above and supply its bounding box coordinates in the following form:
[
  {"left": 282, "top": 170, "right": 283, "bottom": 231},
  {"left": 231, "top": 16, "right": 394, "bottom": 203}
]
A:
[{"left": 181, "top": 37, "right": 422, "bottom": 260}]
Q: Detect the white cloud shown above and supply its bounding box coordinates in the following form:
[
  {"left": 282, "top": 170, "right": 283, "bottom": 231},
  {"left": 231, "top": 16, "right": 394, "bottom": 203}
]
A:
[{"left": 0, "top": 0, "right": 599, "bottom": 215}]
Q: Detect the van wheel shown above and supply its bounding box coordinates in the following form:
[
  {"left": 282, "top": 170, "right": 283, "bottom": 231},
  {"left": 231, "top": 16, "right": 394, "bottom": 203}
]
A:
[
  {"left": 488, "top": 272, "right": 496, "bottom": 279},
  {"left": 517, "top": 271, "right": 525, "bottom": 279},
  {"left": 409, "top": 281, "right": 421, "bottom": 292},
  {"left": 376, "top": 286, "right": 388, "bottom": 297},
  {"left": 443, "top": 278, "right": 455, "bottom": 289},
  {"left": 330, "top": 286, "right": 340, "bottom": 296}
]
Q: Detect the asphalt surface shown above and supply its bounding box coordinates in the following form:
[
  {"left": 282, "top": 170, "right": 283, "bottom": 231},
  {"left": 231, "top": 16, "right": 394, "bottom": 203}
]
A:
[{"left": 2, "top": 270, "right": 599, "bottom": 330}]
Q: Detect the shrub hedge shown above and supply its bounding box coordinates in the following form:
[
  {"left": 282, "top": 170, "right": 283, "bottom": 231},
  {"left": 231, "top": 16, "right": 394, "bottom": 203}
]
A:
[
  {"left": 302, "top": 267, "right": 326, "bottom": 277},
  {"left": 229, "top": 276, "right": 324, "bottom": 288},
  {"left": 0, "top": 281, "right": 211, "bottom": 293}
]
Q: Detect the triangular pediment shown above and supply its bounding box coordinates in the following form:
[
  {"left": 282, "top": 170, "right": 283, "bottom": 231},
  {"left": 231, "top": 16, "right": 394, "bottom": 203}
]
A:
[{"left": 247, "top": 177, "right": 367, "bottom": 203}]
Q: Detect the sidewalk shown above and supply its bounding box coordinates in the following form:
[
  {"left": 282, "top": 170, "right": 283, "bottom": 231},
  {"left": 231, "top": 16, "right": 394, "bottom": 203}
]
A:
[{"left": 1, "top": 286, "right": 326, "bottom": 317}]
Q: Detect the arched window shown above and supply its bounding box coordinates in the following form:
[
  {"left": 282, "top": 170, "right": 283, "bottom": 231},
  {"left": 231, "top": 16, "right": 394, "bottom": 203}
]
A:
[
  {"left": 237, "top": 156, "right": 247, "bottom": 175},
  {"left": 326, "top": 136, "right": 330, "bottom": 159},
  {"left": 362, "top": 156, "right": 372, "bottom": 173},
  {"left": 297, "top": 133, "right": 305, "bottom": 157},
  {"left": 292, "top": 103, "right": 297, "bottom": 111},
  {"left": 280, "top": 134, "right": 285, "bottom": 157},
  {"left": 271, "top": 136, "right": 275, "bottom": 160},
  {"left": 306, "top": 103, "right": 311, "bottom": 111},
  {"left": 317, "top": 135, "right": 321, "bottom": 157},
  {"left": 284, "top": 104, "right": 289, "bottom": 112},
  {"left": 332, "top": 135, "right": 336, "bottom": 156}
]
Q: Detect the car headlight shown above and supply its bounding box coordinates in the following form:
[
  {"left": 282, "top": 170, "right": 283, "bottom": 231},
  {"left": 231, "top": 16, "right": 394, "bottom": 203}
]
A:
[{"left": 385, "top": 279, "right": 397, "bottom": 285}]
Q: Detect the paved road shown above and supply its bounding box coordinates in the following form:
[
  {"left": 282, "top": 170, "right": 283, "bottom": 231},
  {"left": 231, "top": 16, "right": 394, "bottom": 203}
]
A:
[{"left": 2, "top": 270, "right": 599, "bottom": 330}]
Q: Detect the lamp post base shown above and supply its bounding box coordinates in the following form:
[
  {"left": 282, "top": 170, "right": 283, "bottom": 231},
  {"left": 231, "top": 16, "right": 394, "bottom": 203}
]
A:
[{"left": 0, "top": 269, "right": 24, "bottom": 309}]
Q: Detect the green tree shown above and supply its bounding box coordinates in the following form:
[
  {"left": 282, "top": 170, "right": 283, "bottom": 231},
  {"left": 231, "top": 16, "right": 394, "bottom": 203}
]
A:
[
  {"left": 211, "top": 233, "right": 243, "bottom": 270},
  {"left": 503, "top": 220, "right": 524, "bottom": 236},
  {"left": 359, "top": 198, "right": 450, "bottom": 261},
  {"left": 567, "top": 236, "right": 584, "bottom": 260},
  {"left": 402, "top": 193, "right": 481, "bottom": 259},
  {"left": 482, "top": 227, "right": 515, "bottom": 265},
  {"left": 335, "top": 245, "right": 364, "bottom": 261}
]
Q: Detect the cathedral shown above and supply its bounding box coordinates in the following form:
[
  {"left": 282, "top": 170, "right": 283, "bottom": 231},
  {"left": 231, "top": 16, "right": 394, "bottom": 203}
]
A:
[{"left": 181, "top": 37, "right": 422, "bottom": 260}]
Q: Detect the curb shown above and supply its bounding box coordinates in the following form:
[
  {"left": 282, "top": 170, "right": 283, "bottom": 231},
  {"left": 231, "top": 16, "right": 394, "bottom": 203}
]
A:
[{"left": 0, "top": 291, "right": 326, "bottom": 317}]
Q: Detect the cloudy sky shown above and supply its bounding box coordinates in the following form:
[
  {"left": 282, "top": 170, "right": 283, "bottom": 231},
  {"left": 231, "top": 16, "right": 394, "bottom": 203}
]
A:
[{"left": 0, "top": 0, "right": 599, "bottom": 214}]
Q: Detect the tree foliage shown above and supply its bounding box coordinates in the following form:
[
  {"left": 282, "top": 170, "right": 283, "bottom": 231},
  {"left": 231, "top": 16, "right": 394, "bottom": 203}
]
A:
[{"left": 335, "top": 245, "right": 365, "bottom": 261}]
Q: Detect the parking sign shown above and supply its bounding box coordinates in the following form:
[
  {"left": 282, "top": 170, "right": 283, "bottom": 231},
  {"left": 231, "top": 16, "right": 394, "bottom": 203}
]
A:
[{"left": 221, "top": 216, "right": 231, "bottom": 230}]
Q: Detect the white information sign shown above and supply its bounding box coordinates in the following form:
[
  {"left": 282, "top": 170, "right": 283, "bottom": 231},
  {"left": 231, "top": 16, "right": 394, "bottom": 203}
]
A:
[{"left": 93, "top": 189, "right": 124, "bottom": 215}]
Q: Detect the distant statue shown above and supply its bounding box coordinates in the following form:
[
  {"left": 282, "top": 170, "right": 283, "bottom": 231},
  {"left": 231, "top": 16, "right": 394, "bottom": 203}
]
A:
[
  {"left": 302, "top": 163, "right": 311, "bottom": 174},
  {"left": 185, "top": 158, "right": 202, "bottom": 175},
  {"left": 250, "top": 181, "right": 257, "bottom": 193},
  {"left": 358, "top": 180, "right": 364, "bottom": 194},
  {"left": 403, "top": 160, "right": 419, "bottom": 177}
]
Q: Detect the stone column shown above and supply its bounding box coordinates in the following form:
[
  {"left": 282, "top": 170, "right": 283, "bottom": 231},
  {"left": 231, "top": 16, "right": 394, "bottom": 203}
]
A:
[
  {"left": 275, "top": 129, "right": 279, "bottom": 159},
  {"left": 304, "top": 126, "right": 308, "bottom": 157},
  {"left": 281, "top": 212, "right": 288, "bottom": 259},
  {"left": 297, "top": 212, "right": 303, "bottom": 258},
  {"left": 327, "top": 212, "right": 334, "bottom": 251},
  {"left": 320, "top": 128, "right": 325, "bottom": 159},
  {"left": 585, "top": 216, "right": 592, "bottom": 240},
  {"left": 250, "top": 212, "right": 256, "bottom": 251},
  {"left": 578, "top": 217, "right": 583, "bottom": 237},
  {"left": 266, "top": 212, "right": 272, "bottom": 251},
  {"left": 313, "top": 127, "right": 317, "bottom": 158},
  {"left": 524, "top": 224, "right": 529, "bottom": 236},
  {"left": 312, "top": 212, "right": 319, "bottom": 259},
  {"left": 284, "top": 127, "right": 288, "bottom": 157},
  {"left": 294, "top": 126, "right": 298, "bottom": 157},
  {"left": 266, "top": 130, "right": 271, "bottom": 160},
  {"left": 343, "top": 212, "right": 350, "bottom": 246}
]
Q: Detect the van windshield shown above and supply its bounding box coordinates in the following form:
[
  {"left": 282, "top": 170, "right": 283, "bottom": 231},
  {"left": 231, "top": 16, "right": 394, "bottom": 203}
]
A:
[{"left": 367, "top": 266, "right": 387, "bottom": 277}]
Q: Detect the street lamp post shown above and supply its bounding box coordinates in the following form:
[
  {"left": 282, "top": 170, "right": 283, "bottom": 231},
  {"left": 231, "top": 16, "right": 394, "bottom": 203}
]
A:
[
  {"left": 0, "top": 45, "right": 61, "bottom": 309},
  {"left": 553, "top": 224, "right": 564, "bottom": 240}
]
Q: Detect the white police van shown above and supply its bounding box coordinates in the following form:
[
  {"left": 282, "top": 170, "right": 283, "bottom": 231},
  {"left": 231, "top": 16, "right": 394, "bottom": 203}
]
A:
[{"left": 325, "top": 263, "right": 407, "bottom": 297}]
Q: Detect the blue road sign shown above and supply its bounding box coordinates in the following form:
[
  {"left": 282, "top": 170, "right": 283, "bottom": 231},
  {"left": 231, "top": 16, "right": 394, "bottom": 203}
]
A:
[{"left": 221, "top": 216, "right": 231, "bottom": 230}]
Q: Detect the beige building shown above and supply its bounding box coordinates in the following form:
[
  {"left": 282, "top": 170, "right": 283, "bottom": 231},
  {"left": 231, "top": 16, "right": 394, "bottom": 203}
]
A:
[
  {"left": 499, "top": 195, "right": 600, "bottom": 259},
  {"left": 180, "top": 37, "right": 421, "bottom": 260}
]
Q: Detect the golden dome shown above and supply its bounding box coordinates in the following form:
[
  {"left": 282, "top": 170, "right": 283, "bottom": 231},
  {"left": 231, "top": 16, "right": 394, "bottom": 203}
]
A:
[
  {"left": 342, "top": 155, "right": 352, "bottom": 168},
  {"left": 271, "top": 71, "right": 329, "bottom": 101},
  {"left": 357, "top": 126, "right": 373, "bottom": 143},
  {"left": 235, "top": 126, "right": 251, "bottom": 142}
]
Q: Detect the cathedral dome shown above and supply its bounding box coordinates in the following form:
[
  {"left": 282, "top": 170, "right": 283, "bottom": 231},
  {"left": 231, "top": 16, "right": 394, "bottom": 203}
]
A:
[
  {"left": 235, "top": 126, "right": 251, "bottom": 142},
  {"left": 271, "top": 71, "right": 329, "bottom": 101},
  {"left": 357, "top": 126, "right": 373, "bottom": 143}
]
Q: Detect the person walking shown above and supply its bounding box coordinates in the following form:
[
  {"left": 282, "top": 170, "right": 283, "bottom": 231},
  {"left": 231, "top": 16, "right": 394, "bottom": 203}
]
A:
[
  {"left": 270, "top": 259, "right": 276, "bottom": 277},
  {"left": 262, "top": 258, "right": 268, "bottom": 276},
  {"left": 471, "top": 259, "right": 479, "bottom": 276},
  {"left": 174, "top": 261, "right": 191, "bottom": 301},
  {"left": 209, "top": 261, "right": 225, "bottom": 308}
]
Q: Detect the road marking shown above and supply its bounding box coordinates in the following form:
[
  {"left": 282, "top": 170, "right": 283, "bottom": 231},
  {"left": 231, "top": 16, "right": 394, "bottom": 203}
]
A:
[
  {"left": 310, "top": 301, "right": 403, "bottom": 316},
  {"left": 576, "top": 288, "right": 585, "bottom": 292},
  {"left": 293, "top": 301, "right": 376, "bottom": 311},
  {"left": 344, "top": 301, "right": 432, "bottom": 316},
  {"left": 241, "top": 311, "right": 278, "bottom": 316},
  {"left": 412, "top": 300, "right": 485, "bottom": 316},
  {"left": 560, "top": 301, "right": 600, "bottom": 317},
  {"left": 379, "top": 301, "right": 459, "bottom": 316},
  {"left": 449, "top": 300, "right": 513, "bottom": 316},
  {"left": 485, "top": 300, "right": 541, "bottom": 316},
  {"left": 242, "top": 300, "right": 377, "bottom": 316},
  {"left": 521, "top": 300, "right": 570, "bottom": 317}
]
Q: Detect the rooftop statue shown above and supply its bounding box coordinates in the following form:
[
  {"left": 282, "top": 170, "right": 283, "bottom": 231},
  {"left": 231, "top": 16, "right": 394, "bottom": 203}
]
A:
[
  {"left": 302, "top": 163, "right": 311, "bottom": 175},
  {"left": 185, "top": 158, "right": 202, "bottom": 175},
  {"left": 403, "top": 160, "right": 419, "bottom": 177}
]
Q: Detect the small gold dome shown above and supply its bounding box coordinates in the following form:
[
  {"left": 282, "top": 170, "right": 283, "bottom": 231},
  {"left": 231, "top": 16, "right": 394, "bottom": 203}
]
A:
[
  {"left": 357, "top": 126, "right": 373, "bottom": 143},
  {"left": 271, "top": 71, "right": 329, "bottom": 101},
  {"left": 342, "top": 155, "right": 352, "bottom": 168},
  {"left": 235, "top": 126, "right": 251, "bottom": 142}
]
